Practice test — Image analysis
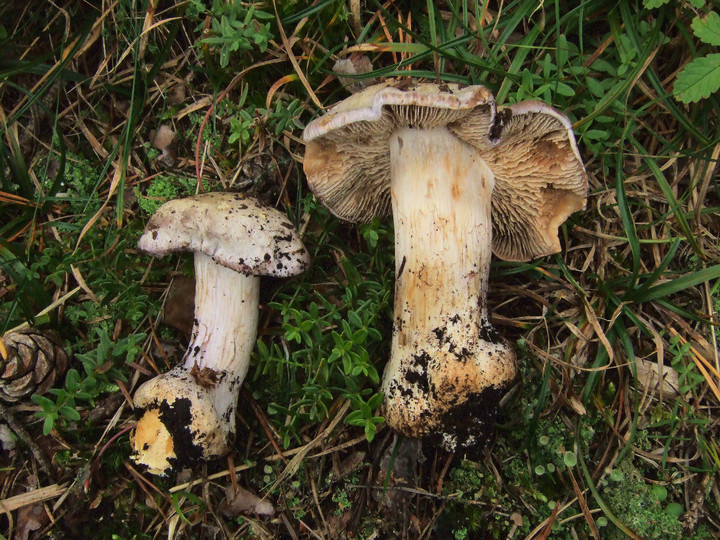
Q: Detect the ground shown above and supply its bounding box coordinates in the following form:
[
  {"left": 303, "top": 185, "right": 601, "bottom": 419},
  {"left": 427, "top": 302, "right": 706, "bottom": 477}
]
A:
[{"left": 0, "top": 1, "right": 719, "bottom": 539}]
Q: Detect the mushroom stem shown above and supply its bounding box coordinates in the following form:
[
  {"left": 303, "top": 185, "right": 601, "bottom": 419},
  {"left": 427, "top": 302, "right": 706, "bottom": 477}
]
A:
[
  {"left": 131, "top": 252, "right": 260, "bottom": 474},
  {"left": 381, "top": 127, "right": 518, "bottom": 451},
  {"left": 183, "top": 252, "right": 260, "bottom": 417}
]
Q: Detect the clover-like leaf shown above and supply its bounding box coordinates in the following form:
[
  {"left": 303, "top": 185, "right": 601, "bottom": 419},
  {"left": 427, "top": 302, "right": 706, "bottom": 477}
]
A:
[
  {"left": 674, "top": 53, "right": 720, "bottom": 103},
  {"left": 692, "top": 11, "right": 720, "bottom": 46},
  {"left": 643, "top": 0, "right": 670, "bottom": 8}
]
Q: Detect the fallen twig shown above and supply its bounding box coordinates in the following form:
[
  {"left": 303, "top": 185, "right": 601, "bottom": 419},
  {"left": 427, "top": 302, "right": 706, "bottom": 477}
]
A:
[{"left": 0, "top": 483, "right": 68, "bottom": 513}]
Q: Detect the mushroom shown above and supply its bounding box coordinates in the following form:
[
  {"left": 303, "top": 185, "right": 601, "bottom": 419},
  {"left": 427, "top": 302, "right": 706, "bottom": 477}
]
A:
[
  {"left": 131, "top": 192, "right": 309, "bottom": 475},
  {"left": 303, "top": 80, "right": 587, "bottom": 453}
]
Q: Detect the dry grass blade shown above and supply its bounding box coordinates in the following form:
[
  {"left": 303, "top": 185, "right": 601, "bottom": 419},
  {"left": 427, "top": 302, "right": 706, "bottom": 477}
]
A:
[
  {"left": 669, "top": 328, "right": 720, "bottom": 403},
  {"left": 0, "top": 484, "right": 69, "bottom": 513},
  {"left": 268, "top": 400, "right": 351, "bottom": 493},
  {"left": 73, "top": 162, "right": 124, "bottom": 251},
  {"left": 270, "top": 0, "right": 322, "bottom": 110},
  {"left": 169, "top": 462, "right": 256, "bottom": 494}
]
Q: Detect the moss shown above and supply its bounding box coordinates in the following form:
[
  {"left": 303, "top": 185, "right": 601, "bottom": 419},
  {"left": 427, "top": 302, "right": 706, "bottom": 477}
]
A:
[
  {"left": 135, "top": 175, "right": 187, "bottom": 214},
  {"left": 604, "top": 462, "right": 683, "bottom": 539}
]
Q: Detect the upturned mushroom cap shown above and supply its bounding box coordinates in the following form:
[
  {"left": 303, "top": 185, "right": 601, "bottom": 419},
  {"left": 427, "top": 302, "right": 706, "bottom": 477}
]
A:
[
  {"left": 138, "top": 192, "right": 310, "bottom": 276},
  {"left": 472, "top": 101, "right": 587, "bottom": 261},
  {"left": 303, "top": 81, "right": 494, "bottom": 223},
  {"left": 303, "top": 80, "right": 588, "bottom": 261}
]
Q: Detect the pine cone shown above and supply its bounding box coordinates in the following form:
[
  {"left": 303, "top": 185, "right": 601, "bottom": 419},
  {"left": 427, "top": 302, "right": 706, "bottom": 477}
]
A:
[{"left": 0, "top": 329, "right": 69, "bottom": 402}]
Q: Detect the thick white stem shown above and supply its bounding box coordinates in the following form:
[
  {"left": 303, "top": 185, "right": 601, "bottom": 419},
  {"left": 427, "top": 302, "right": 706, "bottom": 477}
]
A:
[
  {"left": 381, "top": 127, "right": 517, "bottom": 451},
  {"left": 183, "top": 252, "right": 260, "bottom": 420},
  {"left": 131, "top": 253, "right": 260, "bottom": 474}
]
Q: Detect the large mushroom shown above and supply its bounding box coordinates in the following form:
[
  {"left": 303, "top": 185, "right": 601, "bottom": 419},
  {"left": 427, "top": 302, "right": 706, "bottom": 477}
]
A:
[
  {"left": 131, "top": 192, "right": 309, "bottom": 475},
  {"left": 303, "top": 80, "right": 587, "bottom": 453}
]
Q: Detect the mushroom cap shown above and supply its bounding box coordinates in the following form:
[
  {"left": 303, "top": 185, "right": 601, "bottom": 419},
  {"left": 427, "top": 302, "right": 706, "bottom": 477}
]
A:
[
  {"left": 481, "top": 101, "right": 587, "bottom": 261},
  {"left": 303, "top": 80, "right": 495, "bottom": 223},
  {"left": 303, "top": 80, "right": 588, "bottom": 261},
  {"left": 138, "top": 192, "right": 310, "bottom": 277},
  {"left": 131, "top": 367, "right": 230, "bottom": 475}
]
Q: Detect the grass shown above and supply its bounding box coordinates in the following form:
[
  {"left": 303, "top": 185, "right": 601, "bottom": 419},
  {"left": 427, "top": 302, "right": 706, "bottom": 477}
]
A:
[{"left": 0, "top": 0, "right": 719, "bottom": 538}]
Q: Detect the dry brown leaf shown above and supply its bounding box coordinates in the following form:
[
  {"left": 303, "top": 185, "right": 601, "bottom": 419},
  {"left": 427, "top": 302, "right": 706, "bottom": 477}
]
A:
[
  {"left": 167, "top": 84, "right": 186, "bottom": 106},
  {"left": 221, "top": 485, "right": 274, "bottom": 517},
  {"left": 336, "top": 450, "right": 366, "bottom": 480},
  {"left": 635, "top": 358, "right": 680, "bottom": 399},
  {"left": 333, "top": 56, "right": 375, "bottom": 93},
  {"left": 374, "top": 435, "right": 421, "bottom": 514},
  {"left": 327, "top": 511, "right": 353, "bottom": 540},
  {"left": 15, "top": 503, "right": 47, "bottom": 540},
  {"left": 0, "top": 423, "right": 15, "bottom": 452},
  {"left": 151, "top": 124, "right": 177, "bottom": 166},
  {"left": 162, "top": 275, "right": 195, "bottom": 336},
  {"left": 568, "top": 395, "right": 587, "bottom": 415}
]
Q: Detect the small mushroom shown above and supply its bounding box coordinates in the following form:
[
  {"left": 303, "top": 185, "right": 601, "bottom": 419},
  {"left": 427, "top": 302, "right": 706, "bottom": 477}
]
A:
[
  {"left": 303, "top": 80, "right": 587, "bottom": 453},
  {"left": 131, "top": 192, "right": 309, "bottom": 475}
]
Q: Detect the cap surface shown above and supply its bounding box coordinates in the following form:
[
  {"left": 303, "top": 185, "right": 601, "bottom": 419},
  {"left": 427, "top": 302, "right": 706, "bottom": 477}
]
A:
[
  {"left": 138, "top": 192, "right": 309, "bottom": 277},
  {"left": 303, "top": 80, "right": 588, "bottom": 261}
]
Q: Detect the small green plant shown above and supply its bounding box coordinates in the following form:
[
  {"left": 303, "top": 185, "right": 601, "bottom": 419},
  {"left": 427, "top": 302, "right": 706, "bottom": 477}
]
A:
[
  {"left": 135, "top": 174, "right": 201, "bottom": 215},
  {"left": 35, "top": 147, "right": 104, "bottom": 214},
  {"left": 171, "top": 491, "right": 207, "bottom": 526},
  {"left": 453, "top": 527, "right": 468, "bottom": 540},
  {"left": 438, "top": 460, "right": 502, "bottom": 536},
  {"left": 267, "top": 98, "right": 305, "bottom": 135},
  {"left": 285, "top": 480, "right": 307, "bottom": 520},
  {"left": 31, "top": 369, "right": 92, "bottom": 435},
  {"left": 228, "top": 108, "right": 256, "bottom": 147},
  {"left": 644, "top": 1, "right": 720, "bottom": 102},
  {"left": 331, "top": 486, "right": 352, "bottom": 516},
  {"left": 669, "top": 334, "right": 705, "bottom": 393},
  {"left": 199, "top": 1, "right": 274, "bottom": 68},
  {"left": 261, "top": 462, "right": 277, "bottom": 490},
  {"left": 228, "top": 98, "right": 305, "bottom": 150},
  {"left": 253, "top": 195, "right": 392, "bottom": 448},
  {"left": 32, "top": 329, "right": 145, "bottom": 435},
  {"left": 673, "top": 9, "right": 720, "bottom": 103},
  {"left": 344, "top": 392, "right": 384, "bottom": 442}
]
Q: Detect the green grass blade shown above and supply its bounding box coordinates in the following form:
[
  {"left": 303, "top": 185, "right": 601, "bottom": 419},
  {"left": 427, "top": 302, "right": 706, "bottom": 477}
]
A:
[
  {"left": 582, "top": 343, "right": 612, "bottom": 402},
  {"left": 0, "top": 16, "right": 94, "bottom": 138},
  {"left": 576, "top": 424, "right": 642, "bottom": 539},
  {"left": 626, "top": 237, "right": 681, "bottom": 301},
  {"left": 630, "top": 137, "right": 702, "bottom": 256},
  {"left": 574, "top": 8, "right": 664, "bottom": 130},
  {"left": 631, "top": 264, "right": 720, "bottom": 303},
  {"left": 615, "top": 160, "right": 641, "bottom": 288},
  {"left": 619, "top": 2, "right": 712, "bottom": 143},
  {"left": 496, "top": 8, "right": 543, "bottom": 102}
]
